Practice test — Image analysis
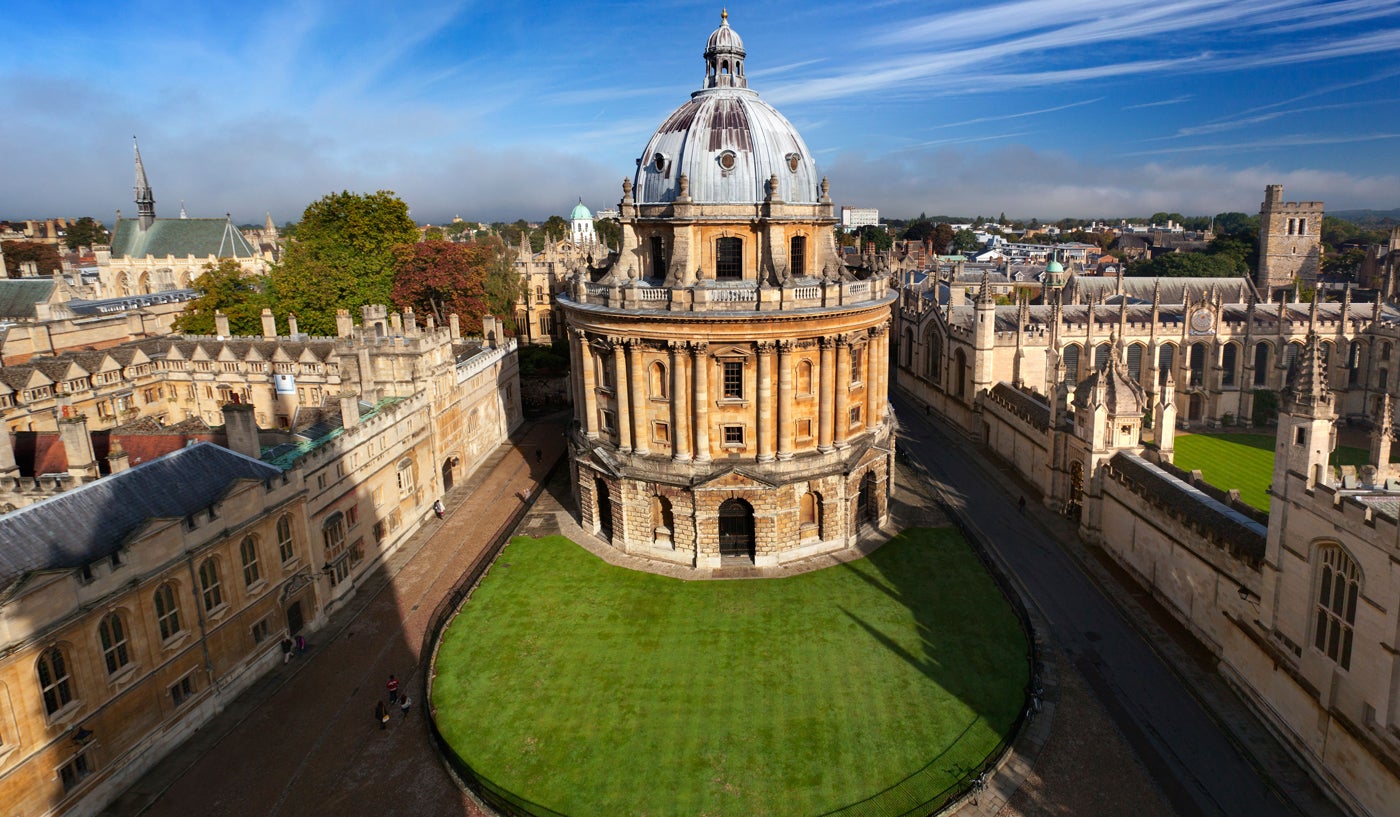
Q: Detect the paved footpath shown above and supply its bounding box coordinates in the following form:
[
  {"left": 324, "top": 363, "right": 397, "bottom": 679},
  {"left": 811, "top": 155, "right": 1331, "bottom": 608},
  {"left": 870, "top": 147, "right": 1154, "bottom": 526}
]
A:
[{"left": 103, "top": 417, "right": 568, "bottom": 817}]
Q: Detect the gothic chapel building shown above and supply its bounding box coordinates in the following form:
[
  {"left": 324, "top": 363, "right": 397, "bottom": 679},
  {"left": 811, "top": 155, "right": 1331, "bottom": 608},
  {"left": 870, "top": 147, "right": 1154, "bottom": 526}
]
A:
[{"left": 560, "top": 13, "right": 895, "bottom": 570}]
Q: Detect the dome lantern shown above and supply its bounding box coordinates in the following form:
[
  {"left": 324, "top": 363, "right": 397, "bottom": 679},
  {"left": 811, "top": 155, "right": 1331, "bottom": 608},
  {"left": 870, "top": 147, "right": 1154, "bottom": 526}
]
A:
[{"left": 704, "top": 9, "right": 746, "bottom": 89}]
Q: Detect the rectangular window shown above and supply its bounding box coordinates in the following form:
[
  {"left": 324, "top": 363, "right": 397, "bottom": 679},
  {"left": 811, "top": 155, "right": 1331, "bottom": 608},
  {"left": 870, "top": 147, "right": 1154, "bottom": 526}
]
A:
[
  {"left": 790, "top": 235, "right": 807, "bottom": 278},
  {"left": 59, "top": 750, "right": 92, "bottom": 793},
  {"left": 723, "top": 425, "right": 744, "bottom": 446},
  {"left": 170, "top": 674, "right": 195, "bottom": 707},
  {"left": 851, "top": 348, "right": 864, "bottom": 384},
  {"left": 850, "top": 405, "right": 862, "bottom": 427},
  {"left": 796, "top": 418, "right": 812, "bottom": 439},
  {"left": 251, "top": 617, "right": 272, "bottom": 644},
  {"left": 650, "top": 235, "right": 667, "bottom": 279},
  {"left": 716, "top": 237, "right": 743, "bottom": 280},
  {"left": 654, "top": 422, "right": 670, "bottom": 444},
  {"left": 346, "top": 505, "right": 359, "bottom": 527},
  {"left": 601, "top": 409, "right": 616, "bottom": 433},
  {"left": 722, "top": 361, "right": 744, "bottom": 399}
]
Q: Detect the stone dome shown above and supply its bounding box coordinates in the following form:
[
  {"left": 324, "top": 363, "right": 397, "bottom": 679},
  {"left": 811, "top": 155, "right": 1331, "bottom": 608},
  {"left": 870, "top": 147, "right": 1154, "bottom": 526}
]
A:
[
  {"left": 570, "top": 200, "right": 593, "bottom": 221},
  {"left": 632, "top": 13, "right": 819, "bottom": 206}
]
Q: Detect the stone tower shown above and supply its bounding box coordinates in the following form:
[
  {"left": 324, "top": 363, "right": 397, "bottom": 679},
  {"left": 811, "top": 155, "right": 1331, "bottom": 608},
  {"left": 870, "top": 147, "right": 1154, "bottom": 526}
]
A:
[{"left": 1256, "top": 184, "right": 1323, "bottom": 297}]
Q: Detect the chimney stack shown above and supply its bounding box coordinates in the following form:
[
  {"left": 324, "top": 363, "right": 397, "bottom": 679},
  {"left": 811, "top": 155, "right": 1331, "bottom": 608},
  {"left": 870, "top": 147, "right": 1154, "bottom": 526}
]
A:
[
  {"left": 215, "top": 310, "right": 230, "bottom": 337},
  {"left": 0, "top": 424, "right": 18, "bottom": 477},
  {"left": 287, "top": 313, "right": 299, "bottom": 338},
  {"left": 58, "top": 416, "right": 98, "bottom": 478},
  {"left": 336, "top": 309, "right": 354, "bottom": 338},
  {"left": 107, "top": 438, "right": 131, "bottom": 473},
  {"left": 260, "top": 308, "right": 276, "bottom": 339},
  {"left": 221, "top": 403, "right": 262, "bottom": 459},
  {"left": 449, "top": 314, "right": 461, "bottom": 340},
  {"left": 339, "top": 393, "right": 361, "bottom": 429}
]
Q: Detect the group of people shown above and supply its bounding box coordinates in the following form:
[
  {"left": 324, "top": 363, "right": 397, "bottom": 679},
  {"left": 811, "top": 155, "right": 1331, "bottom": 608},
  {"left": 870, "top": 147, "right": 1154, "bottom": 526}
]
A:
[
  {"left": 374, "top": 673, "right": 411, "bottom": 729},
  {"left": 279, "top": 634, "right": 307, "bottom": 664}
]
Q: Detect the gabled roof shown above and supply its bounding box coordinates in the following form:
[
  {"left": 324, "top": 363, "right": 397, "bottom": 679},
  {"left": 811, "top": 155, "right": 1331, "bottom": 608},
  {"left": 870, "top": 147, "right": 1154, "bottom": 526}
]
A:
[
  {"left": 0, "top": 442, "right": 281, "bottom": 590},
  {"left": 109, "top": 217, "right": 256, "bottom": 260},
  {"left": 0, "top": 279, "right": 57, "bottom": 318}
]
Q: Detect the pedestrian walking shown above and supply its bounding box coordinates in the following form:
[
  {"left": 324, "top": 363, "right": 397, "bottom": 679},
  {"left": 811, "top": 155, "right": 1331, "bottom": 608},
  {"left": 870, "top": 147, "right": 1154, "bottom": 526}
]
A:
[
  {"left": 432, "top": 499, "right": 445, "bottom": 520},
  {"left": 375, "top": 700, "right": 388, "bottom": 730},
  {"left": 535, "top": 448, "right": 543, "bottom": 464},
  {"left": 386, "top": 674, "right": 400, "bottom": 704},
  {"left": 281, "top": 637, "right": 293, "bottom": 664},
  {"left": 294, "top": 634, "right": 307, "bottom": 655},
  {"left": 399, "top": 695, "right": 412, "bottom": 718}
]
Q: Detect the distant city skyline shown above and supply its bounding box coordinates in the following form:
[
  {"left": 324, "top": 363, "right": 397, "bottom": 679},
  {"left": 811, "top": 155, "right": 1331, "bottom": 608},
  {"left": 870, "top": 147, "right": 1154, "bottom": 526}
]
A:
[{"left": 3, "top": 0, "right": 1398, "bottom": 225}]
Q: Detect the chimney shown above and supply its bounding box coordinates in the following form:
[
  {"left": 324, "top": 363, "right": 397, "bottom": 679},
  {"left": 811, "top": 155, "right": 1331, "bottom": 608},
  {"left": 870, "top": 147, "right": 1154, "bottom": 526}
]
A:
[
  {"left": 339, "top": 393, "right": 361, "bottom": 429},
  {"left": 107, "top": 438, "right": 130, "bottom": 473},
  {"left": 221, "top": 403, "right": 262, "bottom": 459},
  {"left": 58, "top": 416, "right": 98, "bottom": 478},
  {"left": 336, "top": 309, "right": 354, "bottom": 338},
  {"left": 402, "top": 308, "right": 416, "bottom": 334},
  {"left": 287, "top": 313, "right": 299, "bottom": 337},
  {"left": 0, "top": 425, "right": 18, "bottom": 476},
  {"left": 215, "top": 310, "right": 230, "bottom": 337},
  {"left": 483, "top": 315, "right": 499, "bottom": 348},
  {"left": 260, "top": 308, "right": 276, "bottom": 339},
  {"left": 449, "top": 313, "right": 461, "bottom": 340},
  {"left": 389, "top": 311, "right": 403, "bottom": 334}
]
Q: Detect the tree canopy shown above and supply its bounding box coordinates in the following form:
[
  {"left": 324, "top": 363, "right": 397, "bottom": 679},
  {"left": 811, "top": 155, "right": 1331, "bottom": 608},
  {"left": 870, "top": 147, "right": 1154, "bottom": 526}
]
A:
[
  {"left": 268, "top": 190, "right": 418, "bottom": 336},
  {"left": 1126, "top": 251, "right": 1246, "bottom": 278},
  {"left": 2, "top": 241, "right": 63, "bottom": 278},
  {"left": 173, "top": 259, "right": 270, "bottom": 335},
  {"left": 390, "top": 239, "right": 500, "bottom": 330},
  {"left": 64, "top": 217, "right": 109, "bottom": 251}
]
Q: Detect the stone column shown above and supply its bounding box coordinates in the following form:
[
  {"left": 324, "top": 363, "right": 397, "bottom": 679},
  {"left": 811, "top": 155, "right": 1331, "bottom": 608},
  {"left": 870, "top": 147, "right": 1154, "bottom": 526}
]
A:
[
  {"left": 612, "top": 338, "right": 631, "bottom": 452},
  {"left": 577, "top": 330, "right": 599, "bottom": 438},
  {"left": 757, "top": 341, "right": 775, "bottom": 462},
  {"left": 870, "top": 326, "right": 885, "bottom": 426},
  {"left": 670, "top": 341, "right": 691, "bottom": 462},
  {"left": 629, "top": 340, "right": 649, "bottom": 455},
  {"left": 692, "top": 342, "right": 711, "bottom": 462},
  {"left": 818, "top": 336, "right": 835, "bottom": 452},
  {"left": 777, "top": 340, "right": 794, "bottom": 460},
  {"left": 834, "top": 334, "right": 851, "bottom": 448}
]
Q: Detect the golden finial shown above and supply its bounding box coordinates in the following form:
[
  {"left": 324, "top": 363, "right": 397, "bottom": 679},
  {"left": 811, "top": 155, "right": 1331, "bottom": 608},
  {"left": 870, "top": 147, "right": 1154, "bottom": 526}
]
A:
[{"left": 722, "top": 8, "right": 728, "bottom": 21}]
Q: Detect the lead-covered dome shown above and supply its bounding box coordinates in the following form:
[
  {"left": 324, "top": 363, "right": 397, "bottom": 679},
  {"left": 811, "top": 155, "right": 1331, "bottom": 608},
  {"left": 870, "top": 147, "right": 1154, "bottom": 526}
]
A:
[{"left": 633, "top": 12, "right": 819, "bottom": 206}]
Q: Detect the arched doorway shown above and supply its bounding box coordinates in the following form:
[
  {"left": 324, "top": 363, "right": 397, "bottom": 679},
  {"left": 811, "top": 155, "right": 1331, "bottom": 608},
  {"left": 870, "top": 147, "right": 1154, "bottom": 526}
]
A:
[
  {"left": 717, "top": 499, "right": 755, "bottom": 562},
  {"left": 442, "top": 458, "right": 455, "bottom": 492},
  {"left": 856, "top": 472, "right": 878, "bottom": 528},
  {"left": 1189, "top": 393, "right": 1204, "bottom": 422},
  {"left": 595, "top": 478, "right": 613, "bottom": 540}
]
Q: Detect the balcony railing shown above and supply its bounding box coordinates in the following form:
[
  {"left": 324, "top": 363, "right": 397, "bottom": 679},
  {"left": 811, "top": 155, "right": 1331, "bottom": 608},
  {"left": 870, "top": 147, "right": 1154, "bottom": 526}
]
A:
[{"left": 565, "top": 278, "right": 889, "bottom": 314}]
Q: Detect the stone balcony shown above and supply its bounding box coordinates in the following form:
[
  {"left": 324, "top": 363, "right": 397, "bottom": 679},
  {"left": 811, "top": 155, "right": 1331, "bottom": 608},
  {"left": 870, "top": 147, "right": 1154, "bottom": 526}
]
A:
[{"left": 565, "top": 277, "right": 889, "bottom": 314}]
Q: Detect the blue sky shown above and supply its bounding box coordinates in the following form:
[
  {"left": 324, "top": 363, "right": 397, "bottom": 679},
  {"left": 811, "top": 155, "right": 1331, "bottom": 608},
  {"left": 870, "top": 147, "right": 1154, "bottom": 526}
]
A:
[{"left": 3, "top": 1, "right": 1398, "bottom": 225}]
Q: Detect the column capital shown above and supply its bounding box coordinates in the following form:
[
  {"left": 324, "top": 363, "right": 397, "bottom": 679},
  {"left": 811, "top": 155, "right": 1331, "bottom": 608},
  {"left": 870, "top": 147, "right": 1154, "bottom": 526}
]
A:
[
  {"left": 756, "top": 340, "right": 777, "bottom": 354},
  {"left": 777, "top": 339, "right": 795, "bottom": 353},
  {"left": 834, "top": 334, "right": 850, "bottom": 348},
  {"left": 667, "top": 339, "right": 688, "bottom": 352},
  {"left": 819, "top": 335, "right": 836, "bottom": 350},
  {"left": 571, "top": 327, "right": 589, "bottom": 341},
  {"left": 690, "top": 341, "right": 709, "bottom": 355}
]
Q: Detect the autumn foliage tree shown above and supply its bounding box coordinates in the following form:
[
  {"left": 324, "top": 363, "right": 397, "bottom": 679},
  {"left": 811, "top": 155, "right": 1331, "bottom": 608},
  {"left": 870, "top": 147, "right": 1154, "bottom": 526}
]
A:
[
  {"left": 2, "top": 241, "right": 63, "bottom": 278},
  {"left": 391, "top": 238, "right": 516, "bottom": 332}
]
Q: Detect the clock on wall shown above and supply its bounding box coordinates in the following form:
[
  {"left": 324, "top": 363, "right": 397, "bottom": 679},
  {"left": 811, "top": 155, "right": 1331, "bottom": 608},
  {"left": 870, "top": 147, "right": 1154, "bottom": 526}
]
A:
[{"left": 1190, "top": 308, "right": 1214, "bottom": 334}]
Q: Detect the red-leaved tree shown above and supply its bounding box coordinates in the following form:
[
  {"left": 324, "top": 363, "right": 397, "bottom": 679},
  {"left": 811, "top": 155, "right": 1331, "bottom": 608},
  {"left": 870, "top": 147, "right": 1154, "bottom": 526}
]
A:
[{"left": 390, "top": 239, "right": 504, "bottom": 331}]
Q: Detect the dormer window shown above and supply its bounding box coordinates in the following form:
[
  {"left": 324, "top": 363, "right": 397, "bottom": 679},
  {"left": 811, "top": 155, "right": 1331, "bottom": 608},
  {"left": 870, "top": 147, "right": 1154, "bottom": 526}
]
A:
[
  {"left": 786, "top": 153, "right": 801, "bottom": 173},
  {"left": 718, "top": 150, "right": 736, "bottom": 172},
  {"left": 653, "top": 153, "right": 667, "bottom": 173}
]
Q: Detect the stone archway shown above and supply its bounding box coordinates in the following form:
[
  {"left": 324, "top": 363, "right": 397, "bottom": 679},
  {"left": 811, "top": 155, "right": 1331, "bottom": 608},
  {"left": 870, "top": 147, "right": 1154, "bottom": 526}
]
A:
[
  {"left": 717, "top": 498, "right": 755, "bottom": 562},
  {"left": 595, "top": 478, "right": 614, "bottom": 540}
]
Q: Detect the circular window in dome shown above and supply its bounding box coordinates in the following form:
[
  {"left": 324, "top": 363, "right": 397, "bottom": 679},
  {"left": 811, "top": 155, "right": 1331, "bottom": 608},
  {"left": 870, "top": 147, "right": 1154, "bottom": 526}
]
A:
[
  {"left": 653, "top": 153, "right": 667, "bottom": 172},
  {"left": 718, "top": 150, "right": 737, "bottom": 171},
  {"left": 786, "top": 152, "right": 801, "bottom": 173}
]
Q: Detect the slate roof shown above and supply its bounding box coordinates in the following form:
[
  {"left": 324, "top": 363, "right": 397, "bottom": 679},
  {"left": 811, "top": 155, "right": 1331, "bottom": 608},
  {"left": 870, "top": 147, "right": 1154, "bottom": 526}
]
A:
[
  {"left": 988, "top": 383, "right": 1050, "bottom": 431},
  {"left": 1107, "top": 452, "right": 1266, "bottom": 563},
  {"left": 1063, "top": 275, "right": 1256, "bottom": 304},
  {"left": 109, "top": 217, "right": 256, "bottom": 259},
  {"left": 0, "top": 443, "right": 281, "bottom": 589},
  {"left": 0, "top": 279, "right": 57, "bottom": 318}
]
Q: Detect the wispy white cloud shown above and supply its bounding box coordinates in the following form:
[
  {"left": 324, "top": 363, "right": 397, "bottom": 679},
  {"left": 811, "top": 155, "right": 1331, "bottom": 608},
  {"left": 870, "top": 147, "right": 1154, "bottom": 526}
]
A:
[
  {"left": 929, "top": 98, "right": 1102, "bottom": 130},
  {"left": 1123, "top": 95, "right": 1193, "bottom": 110},
  {"left": 1125, "top": 132, "right": 1400, "bottom": 156}
]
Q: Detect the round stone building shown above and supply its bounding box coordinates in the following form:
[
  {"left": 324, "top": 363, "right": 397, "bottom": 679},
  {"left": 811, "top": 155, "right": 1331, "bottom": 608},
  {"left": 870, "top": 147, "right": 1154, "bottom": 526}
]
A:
[{"left": 560, "top": 12, "right": 896, "bottom": 570}]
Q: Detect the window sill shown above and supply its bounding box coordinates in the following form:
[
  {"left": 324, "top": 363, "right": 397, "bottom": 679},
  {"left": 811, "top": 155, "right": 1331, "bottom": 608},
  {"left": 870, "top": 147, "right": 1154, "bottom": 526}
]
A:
[
  {"left": 205, "top": 603, "right": 230, "bottom": 623},
  {"left": 106, "top": 663, "right": 140, "bottom": 689},
  {"left": 649, "top": 396, "right": 671, "bottom": 404},
  {"left": 281, "top": 557, "right": 302, "bottom": 573},
  {"left": 245, "top": 578, "right": 269, "bottom": 596},
  {"left": 716, "top": 399, "right": 750, "bottom": 408},
  {"left": 161, "top": 631, "right": 191, "bottom": 652},
  {"left": 44, "top": 701, "right": 85, "bottom": 728}
]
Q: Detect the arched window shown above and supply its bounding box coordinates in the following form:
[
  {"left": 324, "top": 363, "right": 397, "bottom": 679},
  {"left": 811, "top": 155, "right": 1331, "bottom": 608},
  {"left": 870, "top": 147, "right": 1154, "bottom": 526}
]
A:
[
  {"left": 1189, "top": 342, "right": 1207, "bottom": 387},
  {"left": 902, "top": 328, "right": 914, "bottom": 368},
  {"left": 796, "top": 359, "right": 813, "bottom": 394},
  {"left": 37, "top": 647, "right": 74, "bottom": 715},
  {"left": 715, "top": 237, "right": 742, "bottom": 280},
  {"left": 396, "top": 457, "right": 416, "bottom": 497},
  {"left": 1284, "top": 342, "right": 1303, "bottom": 371},
  {"left": 240, "top": 536, "right": 261, "bottom": 587},
  {"left": 1062, "top": 344, "right": 1081, "bottom": 383},
  {"left": 649, "top": 236, "right": 666, "bottom": 279},
  {"left": 1383, "top": 342, "right": 1393, "bottom": 362},
  {"left": 1348, "top": 341, "right": 1363, "bottom": 386},
  {"left": 277, "top": 515, "right": 295, "bottom": 563},
  {"left": 1314, "top": 546, "right": 1360, "bottom": 670},
  {"left": 953, "top": 349, "right": 968, "bottom": 398},
  {"left": 1094, "top": 343, "right": 1111, "bottom": 371},
  {"left": 651, "top": 495, "right": 673, "bottom": 534},
  {"left": 1221, "top": 343, "right": 1238, "bottom": 387},
  {"left": 650, "top": 362, "right": 668, "bottom": 398},
  {"left": 925, "top": 331, "right": 942, "bottom": 381},
  {"left": 799, "top": 491, "right": 823, "bottom": 539},
  {"left": 1253, "top": 342, "right": 1270, "bottom": 386},
  {"left": 154, "top": 583, "right": 181, "bottom": 641},
  {"left": 98, "top": 613, "right": 130, "bottom": 675},
  {"left": 198, "top": 559, "right": 223, "bottom": 612},
  {"left": 1126, "top": 343, "right": 1145, "bottom": 382},
  {"left": 1158, "top": 343, "right": 1176, "bottom": 386}
]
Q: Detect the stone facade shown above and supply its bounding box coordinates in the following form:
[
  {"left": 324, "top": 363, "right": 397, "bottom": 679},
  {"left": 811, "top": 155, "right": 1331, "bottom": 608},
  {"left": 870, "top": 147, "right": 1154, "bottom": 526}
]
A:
[
  {"left": 561, "top": 14, "right": 894, "bottom": 571},
  {"left": 1257, "top": 183, "right": 1324, "bottom": 296}
]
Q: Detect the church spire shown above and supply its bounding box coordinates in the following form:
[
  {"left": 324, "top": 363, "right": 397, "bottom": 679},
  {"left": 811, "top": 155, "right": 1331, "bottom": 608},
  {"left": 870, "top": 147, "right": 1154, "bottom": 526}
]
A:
[
  {"left": 133, "top": 136, "right": 156, "bottom": 230},
  {"left": 1285, "top": 331, "right": 1333, "bottom": 415}
]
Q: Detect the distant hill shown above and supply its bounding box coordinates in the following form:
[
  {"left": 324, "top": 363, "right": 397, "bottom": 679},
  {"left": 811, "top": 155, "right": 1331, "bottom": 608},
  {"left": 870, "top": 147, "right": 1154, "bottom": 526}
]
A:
[{"left": 1331, "top": 209, "right": 1400, "bottom": 229}]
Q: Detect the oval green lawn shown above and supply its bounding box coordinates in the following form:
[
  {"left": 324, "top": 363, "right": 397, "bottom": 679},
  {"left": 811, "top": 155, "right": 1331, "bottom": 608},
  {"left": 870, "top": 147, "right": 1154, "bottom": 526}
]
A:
[{"left": 431, "top": 528, "right": 1029, "bottom": 817}]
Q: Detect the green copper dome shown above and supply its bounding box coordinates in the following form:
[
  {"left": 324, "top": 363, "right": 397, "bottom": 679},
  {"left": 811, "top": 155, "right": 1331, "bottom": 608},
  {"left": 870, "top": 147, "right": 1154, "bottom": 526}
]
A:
[
  {"left": 570, "top": 200, "right": 593, "bottom": 221},
  {"left": 1046, "top": 259, "right": 1064, "bottom": 274}
]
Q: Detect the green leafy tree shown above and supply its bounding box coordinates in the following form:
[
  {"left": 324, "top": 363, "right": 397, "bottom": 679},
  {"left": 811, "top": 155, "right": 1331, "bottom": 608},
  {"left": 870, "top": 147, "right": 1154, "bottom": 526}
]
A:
[
  {"left": 538, "top": 215, "right": 569, "bottom": 245},
  {"left": 173, "top": 259, "right": 270, "bottom": 335},
  {"left": 901, "top": 218, "right": 935, "bottom": 242},
  {"left": 857, "top": 225, "right": 892, "bottom": 252},
  {"left": 482, "top": 238, "right": 522, "bottom": 332},
  {"left": 64, "top": 217, "right": 109, "bottom": 251},
  {"left": 390, "top": 239, "right": 497, "bottom": 328},
  {"left": 594, "top": 218, "right": 621, "bottom": 250},
  {"left": 424, "top": 226, "right": 444, "bottom": 241},
  {"left": 2, "top": 241, "right": 63, "bottom": 278},
  {"left": 1212, "top": 212, "right": 1257, "bottom": 237},
  {"left": 268, "top": 190, "right": 417, "bottom": 335},
  {"left": 1323, "top": 247, "right": 1366, "bottom": 280},
  {"left": 1126, "top": 252, "right": 1243, "bottom": 278},
  {"left": 951, "top": 229, "right": 981, "bottom": 255}
]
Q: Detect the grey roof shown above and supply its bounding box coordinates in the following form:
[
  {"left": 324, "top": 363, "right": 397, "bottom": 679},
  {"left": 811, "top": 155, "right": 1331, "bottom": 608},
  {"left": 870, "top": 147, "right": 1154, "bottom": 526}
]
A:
[
  {"left": 1107, "top": 452, "right": 1266, "bottom": 563},
  {"left": 109, "top": 217, "right": 256, "bottom": 259},
  {"left": 0, "top": 443, "right": 281, "bottom": 589},
  {"left": 1063, "top": 275, "right": 1256, "bottom": 304},
  {"left": 988, "top": 383, "right": 1050, "bottom": 430},
  {"left": 0, "top": 279, "right": 57, "bottom": 318}
]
